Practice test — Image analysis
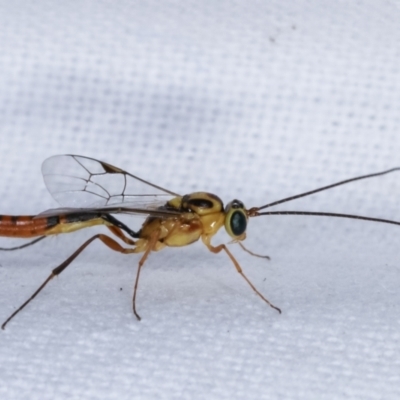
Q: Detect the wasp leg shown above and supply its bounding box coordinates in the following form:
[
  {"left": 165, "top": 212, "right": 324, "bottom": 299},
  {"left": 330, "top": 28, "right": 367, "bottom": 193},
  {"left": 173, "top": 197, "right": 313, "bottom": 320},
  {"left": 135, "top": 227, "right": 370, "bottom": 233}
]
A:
[
  {"left": 102, "top": 214, "right": 140, "bottom": 239},
  {"left": 107, "top": 226, "right": 137, "bottom": 245},
  {"left": 203, "top": 237, "right": 281, "bottom": 314},
  {"left": 0, "top": 236, "right": 46, "bottom": 251},
  {"left": 236, "top": 241, "right": 270, "bottom": 260},
  {"left": 131, "top": 231, "right": 160, "bottom": 321},
  {"left": 1, "top": 233, "right": 138, "bottom": 330}
]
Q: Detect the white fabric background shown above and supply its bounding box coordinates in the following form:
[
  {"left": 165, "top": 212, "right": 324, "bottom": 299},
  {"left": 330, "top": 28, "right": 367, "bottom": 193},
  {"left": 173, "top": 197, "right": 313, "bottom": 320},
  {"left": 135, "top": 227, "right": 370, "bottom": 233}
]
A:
[{"left": 1, "top": 1, "right": 400, "bottom": 399}]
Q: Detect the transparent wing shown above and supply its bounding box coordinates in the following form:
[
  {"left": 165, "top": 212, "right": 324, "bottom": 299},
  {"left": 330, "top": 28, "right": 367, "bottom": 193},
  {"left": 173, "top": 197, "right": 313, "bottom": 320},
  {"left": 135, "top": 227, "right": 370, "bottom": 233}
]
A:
[{"left": 42, "top": 155, "right": 180, "bottom": 208}]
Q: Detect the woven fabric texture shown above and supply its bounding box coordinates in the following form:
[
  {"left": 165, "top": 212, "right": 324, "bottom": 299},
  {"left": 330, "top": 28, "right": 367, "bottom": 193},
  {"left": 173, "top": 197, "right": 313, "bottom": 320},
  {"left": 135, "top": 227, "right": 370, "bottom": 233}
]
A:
[{"left": 1, "top": 1, "right": 400, "bottom": 399}]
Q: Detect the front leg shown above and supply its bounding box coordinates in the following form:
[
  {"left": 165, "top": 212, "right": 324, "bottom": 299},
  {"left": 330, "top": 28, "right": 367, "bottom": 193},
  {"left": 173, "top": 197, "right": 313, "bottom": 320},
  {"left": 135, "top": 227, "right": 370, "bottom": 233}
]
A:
[
  {"left": 235, "top": 241, "right": 270, "bottom": 260},
  {"left": 201, "top": 235, "right": 281, "bottom": 313}
]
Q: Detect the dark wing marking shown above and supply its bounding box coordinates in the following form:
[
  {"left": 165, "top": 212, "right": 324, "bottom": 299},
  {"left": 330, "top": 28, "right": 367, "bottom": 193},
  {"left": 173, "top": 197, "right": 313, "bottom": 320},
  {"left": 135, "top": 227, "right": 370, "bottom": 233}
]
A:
[{"left": 42, "top": 155, "right": 180, "bottom": 208}]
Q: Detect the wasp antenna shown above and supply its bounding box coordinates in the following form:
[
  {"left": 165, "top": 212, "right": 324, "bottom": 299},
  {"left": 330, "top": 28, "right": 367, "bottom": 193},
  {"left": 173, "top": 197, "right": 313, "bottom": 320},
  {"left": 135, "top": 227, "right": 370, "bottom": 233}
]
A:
[
  {"left": 255, "top": 167, "right": 400, "bottom": 211},
  {"left": 254, "top": 211, "right": 400, "bottom": 227}
]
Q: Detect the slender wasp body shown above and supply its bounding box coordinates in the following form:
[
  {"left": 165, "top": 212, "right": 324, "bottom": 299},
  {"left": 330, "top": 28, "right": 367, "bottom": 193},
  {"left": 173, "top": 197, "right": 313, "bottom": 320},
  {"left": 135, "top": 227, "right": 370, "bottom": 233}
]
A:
[{"left": 1, "top": 155, "right": 400, "bottom": 329}]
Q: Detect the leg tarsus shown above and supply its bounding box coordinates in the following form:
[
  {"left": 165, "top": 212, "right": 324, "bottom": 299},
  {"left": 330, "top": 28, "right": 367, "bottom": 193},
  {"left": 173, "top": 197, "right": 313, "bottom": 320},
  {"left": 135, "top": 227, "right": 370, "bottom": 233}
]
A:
[
  {"left": 1, "top": 273, "right": 55, "bottom": 330},
  {"left": 132, "top": 260, "right": 143, "bottom": 321},
  {"left": 237, "top": 241, "right": 270, "bottom": 260}
]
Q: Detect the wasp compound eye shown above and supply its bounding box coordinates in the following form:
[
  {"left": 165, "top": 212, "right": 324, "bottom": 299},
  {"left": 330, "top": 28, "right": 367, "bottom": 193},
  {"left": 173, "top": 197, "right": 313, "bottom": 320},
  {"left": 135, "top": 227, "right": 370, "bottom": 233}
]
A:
[
  {"left": 225, "top": 200, "right": 247, "bottom": 238},
  {"left": 230, "top": 210, "right": 247, "bottom": 236}
]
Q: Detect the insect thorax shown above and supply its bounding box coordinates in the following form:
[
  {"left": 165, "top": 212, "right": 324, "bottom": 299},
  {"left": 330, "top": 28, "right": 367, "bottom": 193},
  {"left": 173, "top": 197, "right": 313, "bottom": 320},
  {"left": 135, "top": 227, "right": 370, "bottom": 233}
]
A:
[
  {"left": 170, "top": 193, "right": 248, "bottom": 239},
  {"left": 179, "top": 192, "right": 224, "bottom": 215}
]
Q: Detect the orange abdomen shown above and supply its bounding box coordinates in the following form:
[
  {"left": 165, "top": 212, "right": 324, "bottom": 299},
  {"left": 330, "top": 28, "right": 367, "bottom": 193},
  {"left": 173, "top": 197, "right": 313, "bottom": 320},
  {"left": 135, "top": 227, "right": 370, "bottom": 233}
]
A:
[{"left": 0, "top": 215, "right": 58, "bottom": 238}]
